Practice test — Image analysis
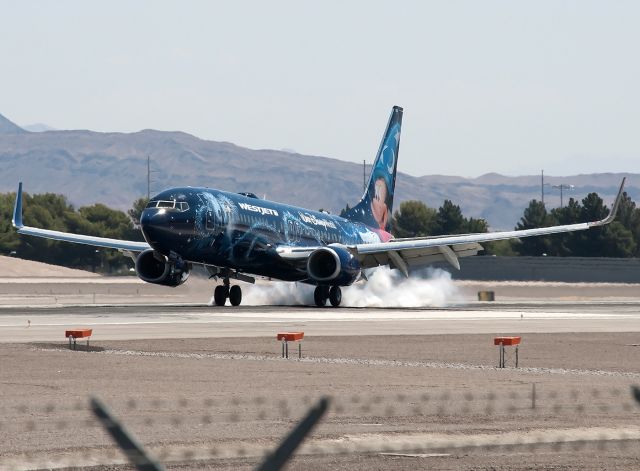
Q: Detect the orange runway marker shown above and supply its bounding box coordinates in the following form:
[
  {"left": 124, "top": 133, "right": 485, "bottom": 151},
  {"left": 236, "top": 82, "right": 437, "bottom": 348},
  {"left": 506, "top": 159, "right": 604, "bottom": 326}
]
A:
[
  {"left": 277, "top": 332, "right": 304, "bottom": 359},
  {"left": 66, "top": 328, "right": 93, "bottom": 350}
]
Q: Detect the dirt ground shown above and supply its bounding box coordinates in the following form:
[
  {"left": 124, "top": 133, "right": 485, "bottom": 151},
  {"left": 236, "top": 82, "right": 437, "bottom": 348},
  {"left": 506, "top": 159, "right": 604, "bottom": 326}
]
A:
[
  {"left": 2, "top": 333, "right": 640, "bottom": 470},
  {"left": 0, "top": 256, "right": 100, "bottom": 278}
]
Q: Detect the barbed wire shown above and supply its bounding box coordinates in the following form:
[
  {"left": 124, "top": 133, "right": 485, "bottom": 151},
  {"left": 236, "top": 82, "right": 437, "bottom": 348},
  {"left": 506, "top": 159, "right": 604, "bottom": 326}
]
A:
[
  {"left": 1, "top": 385, "right": 634, "bottom": 416},
  {"left": 2, "top": 385, "right": 639, "bottom": 469}
]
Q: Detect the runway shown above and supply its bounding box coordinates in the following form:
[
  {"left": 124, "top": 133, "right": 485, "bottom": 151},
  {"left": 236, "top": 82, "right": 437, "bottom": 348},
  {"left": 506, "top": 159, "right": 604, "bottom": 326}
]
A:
[
  {"left": 2, "top": 301, "right": 640, "bottom": 342},
  {"left": 3, "top": 299, "right": 640, "bottom": 469}
]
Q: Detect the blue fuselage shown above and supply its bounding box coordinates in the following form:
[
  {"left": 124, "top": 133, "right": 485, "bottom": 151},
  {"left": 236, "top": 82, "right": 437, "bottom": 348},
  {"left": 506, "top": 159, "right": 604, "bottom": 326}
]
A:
[{"left": 139, "top": 187, "right": 382, "bottom": 282}]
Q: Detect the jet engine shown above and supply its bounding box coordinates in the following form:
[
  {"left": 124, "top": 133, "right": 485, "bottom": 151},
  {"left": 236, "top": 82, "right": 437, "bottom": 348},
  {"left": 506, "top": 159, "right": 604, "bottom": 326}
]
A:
[
  {"left": 135, "top": 249, "right": 191, "bottom": 287},
  {"left": 306, "top": 244, "right": 360, "bottom": 286}
]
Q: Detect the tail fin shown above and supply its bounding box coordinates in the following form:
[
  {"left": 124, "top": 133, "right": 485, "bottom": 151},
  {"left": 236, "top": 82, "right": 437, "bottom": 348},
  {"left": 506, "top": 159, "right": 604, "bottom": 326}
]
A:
[{"left": 343, "top": 106, "right": 403, "bottom": 237}]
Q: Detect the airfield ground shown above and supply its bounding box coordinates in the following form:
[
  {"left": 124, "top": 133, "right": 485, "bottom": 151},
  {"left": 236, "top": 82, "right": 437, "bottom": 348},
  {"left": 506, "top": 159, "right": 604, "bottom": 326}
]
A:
[{"left": 1, "top": 267, "right": 640, "bottom": 469}]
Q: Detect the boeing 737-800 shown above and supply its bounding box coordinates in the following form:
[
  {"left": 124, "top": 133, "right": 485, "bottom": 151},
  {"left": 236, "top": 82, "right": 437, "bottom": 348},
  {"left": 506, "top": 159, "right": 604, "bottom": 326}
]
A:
[{"left": 12, "top": 106, "right": 625, "bottom": 307}]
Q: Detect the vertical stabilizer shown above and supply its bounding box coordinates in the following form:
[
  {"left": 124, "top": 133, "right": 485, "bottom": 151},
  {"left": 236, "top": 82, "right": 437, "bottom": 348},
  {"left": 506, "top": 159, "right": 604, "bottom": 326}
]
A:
[{"left": 343, "top": 106, "right": 402, "bottom": 240}]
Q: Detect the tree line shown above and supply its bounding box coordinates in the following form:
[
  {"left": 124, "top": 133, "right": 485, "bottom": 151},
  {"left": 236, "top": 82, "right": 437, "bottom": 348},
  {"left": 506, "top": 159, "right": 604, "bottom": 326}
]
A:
[
  {"left": 0, "top": 192, "right": 148, "bottom": 273},
  {"left": 391, "top": 192, "right": 640, "bottom": 257}
]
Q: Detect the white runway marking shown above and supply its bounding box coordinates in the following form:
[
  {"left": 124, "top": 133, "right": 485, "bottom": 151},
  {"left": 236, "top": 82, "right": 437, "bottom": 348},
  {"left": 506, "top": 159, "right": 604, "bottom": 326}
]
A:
[
  {"left": 0, "top": 308, "right": 635, "bottom": 328},
  {"left": 1, "top": 304, "right": 640, "bottom": 341}
]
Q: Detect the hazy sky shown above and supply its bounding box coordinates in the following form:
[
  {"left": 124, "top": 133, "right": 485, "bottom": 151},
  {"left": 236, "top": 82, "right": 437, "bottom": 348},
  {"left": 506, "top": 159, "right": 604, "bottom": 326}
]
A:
[{"left": 2, "top": 1, "right": 639, "bottom": 177}]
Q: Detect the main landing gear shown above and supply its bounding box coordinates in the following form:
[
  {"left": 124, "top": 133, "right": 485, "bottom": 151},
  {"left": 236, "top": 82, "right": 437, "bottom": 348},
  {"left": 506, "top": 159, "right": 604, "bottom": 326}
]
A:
[
  {"left": 314, "top": 286, "right": 341, "bottom": 307},
  {"left": 213, "top": 279, "right": 243, "bottom": 306}
]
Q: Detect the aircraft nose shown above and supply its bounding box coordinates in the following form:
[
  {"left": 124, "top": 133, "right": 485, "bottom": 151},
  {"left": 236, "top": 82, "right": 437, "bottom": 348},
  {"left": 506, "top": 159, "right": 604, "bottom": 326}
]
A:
[
  {"left": 140, "top": 206, "right": 196, "bottom": 245},
  {"left": 140, "top": 207, "right": 169, "bottom": 242},
  {"left": 140, "top": 207, "right": 168, "bottom": 226}
]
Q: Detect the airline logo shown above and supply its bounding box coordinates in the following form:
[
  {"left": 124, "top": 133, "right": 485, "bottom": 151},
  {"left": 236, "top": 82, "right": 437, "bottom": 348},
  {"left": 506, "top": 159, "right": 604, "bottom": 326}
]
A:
[
  {"left": 238, "top": 202, "right": 279, "bottom": 216},
  {"left": 299, "top": 212, "right": 337, "bottom": 229}
]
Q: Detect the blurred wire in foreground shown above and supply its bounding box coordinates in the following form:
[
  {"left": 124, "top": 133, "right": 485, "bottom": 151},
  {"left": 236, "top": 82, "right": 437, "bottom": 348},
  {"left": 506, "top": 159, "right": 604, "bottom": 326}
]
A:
[
  {"left": 91, "top": 395, "right": 330, "bottom": 471},
  {"left": 90, "top": 397, "right": 165, "bottom": 471}
]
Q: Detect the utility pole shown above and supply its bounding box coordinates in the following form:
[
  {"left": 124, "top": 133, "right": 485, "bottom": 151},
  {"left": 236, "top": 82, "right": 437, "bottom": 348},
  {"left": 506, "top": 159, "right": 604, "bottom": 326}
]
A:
[
  {"left": 147, "top": 155, "right": 151, "bottom": 200},
  {"left": 552, "top": 184, "right": 574, "bottom": 208},
  {"left": 541, "top": 170, "right": 544, "bottom": 205},
  {"left": 363, "top": 160, "right": 366, "bottom": 191}
]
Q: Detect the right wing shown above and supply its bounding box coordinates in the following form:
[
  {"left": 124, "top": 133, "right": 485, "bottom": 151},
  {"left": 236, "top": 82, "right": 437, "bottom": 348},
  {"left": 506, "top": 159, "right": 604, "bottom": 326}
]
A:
[{"left": 12, "top": 182, "right": 151, "bottom": 253}]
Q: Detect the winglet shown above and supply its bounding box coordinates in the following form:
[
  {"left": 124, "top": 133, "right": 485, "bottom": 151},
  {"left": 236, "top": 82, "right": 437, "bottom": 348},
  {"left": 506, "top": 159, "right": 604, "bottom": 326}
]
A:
[
  {"left": 12, "top": 182, "right": 23, "bottom": 229},
  {"left": 589, "top": 177, "right": 626, "bottom": 227}
]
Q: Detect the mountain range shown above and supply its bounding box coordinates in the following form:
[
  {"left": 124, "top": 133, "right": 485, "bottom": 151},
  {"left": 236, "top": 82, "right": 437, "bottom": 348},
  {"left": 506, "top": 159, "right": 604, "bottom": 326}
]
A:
[{"left": 0, "top": 113, "right": 635, "bottom": 230}]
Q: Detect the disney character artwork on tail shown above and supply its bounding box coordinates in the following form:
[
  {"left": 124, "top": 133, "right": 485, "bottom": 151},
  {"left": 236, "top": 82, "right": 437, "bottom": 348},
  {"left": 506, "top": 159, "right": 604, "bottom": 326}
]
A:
[{"left": 343, "top": 106, "right": 402, "bottom": 242}]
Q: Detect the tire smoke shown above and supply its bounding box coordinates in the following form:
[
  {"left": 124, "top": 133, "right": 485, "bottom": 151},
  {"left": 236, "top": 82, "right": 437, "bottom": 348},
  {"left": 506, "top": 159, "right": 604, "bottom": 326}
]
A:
[{"left": 241, "top": 267, "right": 463, "bottom": 307}]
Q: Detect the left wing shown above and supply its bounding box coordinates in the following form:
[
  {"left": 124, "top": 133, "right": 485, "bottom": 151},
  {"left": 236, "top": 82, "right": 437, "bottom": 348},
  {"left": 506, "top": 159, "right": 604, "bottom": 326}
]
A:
[{"left": 12, "top": 182, "right": 151, "bottom": 253}]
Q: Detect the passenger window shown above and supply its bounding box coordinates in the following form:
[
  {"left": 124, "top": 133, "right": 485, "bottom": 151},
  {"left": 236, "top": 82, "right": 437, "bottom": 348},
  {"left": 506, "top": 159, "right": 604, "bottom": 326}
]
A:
[{"left": 206, "top": 211, "right": 215, "bottom": 231}]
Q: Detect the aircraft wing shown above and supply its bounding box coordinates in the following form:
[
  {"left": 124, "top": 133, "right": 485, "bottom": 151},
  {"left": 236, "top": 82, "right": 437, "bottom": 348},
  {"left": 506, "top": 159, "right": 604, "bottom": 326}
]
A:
[
  {"left": 354, "top": 178, "right": 626, "bottom": 275},
  {"left": 11, "top": 182, "right": 151, "bottom": 253}
]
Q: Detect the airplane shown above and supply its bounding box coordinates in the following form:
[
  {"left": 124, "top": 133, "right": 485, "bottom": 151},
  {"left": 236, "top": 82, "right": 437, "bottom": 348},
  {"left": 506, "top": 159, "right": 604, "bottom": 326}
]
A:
[{"left": 11, "top": 106, "right": 625, "bottom": 307}]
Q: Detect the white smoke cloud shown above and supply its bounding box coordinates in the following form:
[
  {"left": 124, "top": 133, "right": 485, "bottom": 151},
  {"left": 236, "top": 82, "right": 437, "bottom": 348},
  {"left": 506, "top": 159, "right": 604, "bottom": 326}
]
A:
[
  {"left": 342, "top": 267, "right": 463, "bottom": 308},
  {"left": 238, "top": 266, "right": 462, "bottom": 308},
  {"left": 241, "top": 280, "right": 315, "bottom": 306}
]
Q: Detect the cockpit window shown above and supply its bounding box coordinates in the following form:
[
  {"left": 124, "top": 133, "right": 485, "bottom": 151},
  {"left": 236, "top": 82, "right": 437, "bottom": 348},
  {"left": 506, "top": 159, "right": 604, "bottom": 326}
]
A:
[{"left": 146, "top": 200, "right": 190, "bottom": 212}]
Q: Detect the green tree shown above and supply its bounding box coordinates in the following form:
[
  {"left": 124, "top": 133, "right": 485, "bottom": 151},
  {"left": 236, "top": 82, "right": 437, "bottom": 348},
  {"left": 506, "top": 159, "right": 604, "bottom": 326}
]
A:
[
  {"left": 514, "top": 200, "right": 557, "bottom": 256},
  {"left": 79, "top": 203, "right": 142, "bottom": 271},
  {"left": 128, "top": 197, "right": 149, "bottom": 228},
  {"left": 17, "top": 193, "right": 77, "bottom": 265},
  {"left": 570, "top": 192, "right": 609, "bottom": 257},
  {"left": 0, "top": 192, "right": 20, "bottom": 255},
  {"left": 616, "top": 192, "right": 636, "bottom": 228},
  {"left": 392, "top": 200, "right": 437, "bottom": 237},
  {"left": 614, "top": 192, "right": 640, "bottom": 256},
  {"left": 466, "top": 217, "right": 488, "bottom": 234},
  {"left": 483, "top": 239, "right": 518, "bottom": 256},
  {"left": 549, "top": 198, "right": 582, "bottom": 255},
  {"left": 0, "top": 191, "right": 140, "bottom": 273},
  {"left": 80, "top": 204, "right": 139, "bottom": 239},
  {"left": 601, "top": 221, "right": 636, "bottom": 257},
  {"left": 434, "top": 200, "right": 467, "bottom": 235}
]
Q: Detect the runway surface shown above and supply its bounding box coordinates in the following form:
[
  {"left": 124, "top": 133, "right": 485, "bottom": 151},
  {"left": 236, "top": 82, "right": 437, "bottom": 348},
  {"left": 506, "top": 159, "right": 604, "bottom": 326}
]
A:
[
  {"left": 2, "top": 301, "right": 640, "bottom": 342},
  {"left": 3, "top": 299, "right": 640, "bottom": 469}
]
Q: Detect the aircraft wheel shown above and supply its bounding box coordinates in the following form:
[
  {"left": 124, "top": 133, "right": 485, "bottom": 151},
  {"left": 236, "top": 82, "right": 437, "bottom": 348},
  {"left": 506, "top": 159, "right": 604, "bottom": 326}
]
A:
[
  {"left": 213, "top": 285, "right": 228, "bottom": 306},
  {"left": 329, "top": 286, "right": 342, "bottom": 307},
  {"left": 229, "top": 285, "right": 242, "bottom": 306},
  {"left": 314, "top": 286, "right": 328, "bottom": 307}
]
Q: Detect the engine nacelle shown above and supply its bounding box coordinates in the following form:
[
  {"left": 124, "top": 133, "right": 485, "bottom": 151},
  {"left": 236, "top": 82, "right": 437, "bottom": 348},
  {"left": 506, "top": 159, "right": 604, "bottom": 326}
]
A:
[
  {"left": 306, "top": 244, "right": 360, "bottom": 286},
  {"left": 135, "top": 249, "right": 191, "bottom": 287}
]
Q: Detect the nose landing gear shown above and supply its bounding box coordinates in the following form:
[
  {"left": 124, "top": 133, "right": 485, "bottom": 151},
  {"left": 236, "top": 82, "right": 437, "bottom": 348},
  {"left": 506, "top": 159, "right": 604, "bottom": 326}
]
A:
[
  {"left": 208, "top": 268, "right": 255, "bottom": 307},
  {"left": 314, "top": 286, "right": 342, "bottom": 307}
]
